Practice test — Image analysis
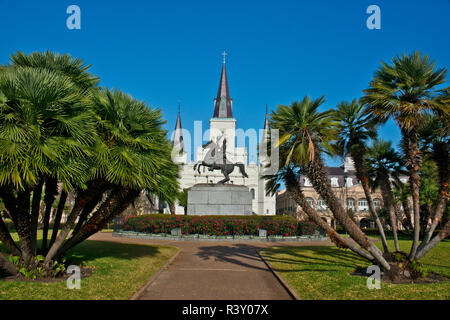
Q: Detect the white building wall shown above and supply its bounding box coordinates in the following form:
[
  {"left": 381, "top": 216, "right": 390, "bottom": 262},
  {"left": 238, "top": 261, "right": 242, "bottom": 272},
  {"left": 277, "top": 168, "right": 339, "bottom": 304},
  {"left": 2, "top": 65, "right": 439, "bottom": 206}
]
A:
[{"left": 173, "top": 131, "right": 276, "bottom": 215}]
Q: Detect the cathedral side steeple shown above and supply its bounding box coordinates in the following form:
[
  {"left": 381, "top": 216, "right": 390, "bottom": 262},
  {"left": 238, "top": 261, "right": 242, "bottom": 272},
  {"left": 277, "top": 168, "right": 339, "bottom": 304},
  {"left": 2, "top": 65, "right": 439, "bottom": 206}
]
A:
[{"left": 172, "top": 103, "right": 184, "bottom": 152}]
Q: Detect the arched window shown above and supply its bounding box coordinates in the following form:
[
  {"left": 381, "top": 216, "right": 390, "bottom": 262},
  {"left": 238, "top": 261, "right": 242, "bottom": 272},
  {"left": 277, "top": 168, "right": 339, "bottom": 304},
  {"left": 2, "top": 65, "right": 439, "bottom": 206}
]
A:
[
  {"left": 373, "top": 198, "right": 382, "bottom": 210},
  {"left": 318, "top": 198, "right": 327, "bottom": 211},
  {"left": 358, "top": 198, "right": 368, "bottom": 211},
  {"left": 250, "top": 188, "right": 255, "bottom": 200},
  {"left": 347, "top": 198, "right": 355, "bottom": 211},
  {"left": 306, "top": 197, "right": 314, "bottom": 208}
]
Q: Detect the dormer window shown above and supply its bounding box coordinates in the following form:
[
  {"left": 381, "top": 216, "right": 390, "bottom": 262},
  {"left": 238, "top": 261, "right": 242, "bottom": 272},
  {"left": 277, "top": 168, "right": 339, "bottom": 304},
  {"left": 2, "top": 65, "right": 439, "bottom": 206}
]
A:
[
  {"left": 346, "top": 177, "right": 353, "bottom": 187},
  {"left": 331, "top": 177, "right": 339, "bottom": 187},
  {"left": 304, "top": 177, "right": 312, "bottom": 186}
]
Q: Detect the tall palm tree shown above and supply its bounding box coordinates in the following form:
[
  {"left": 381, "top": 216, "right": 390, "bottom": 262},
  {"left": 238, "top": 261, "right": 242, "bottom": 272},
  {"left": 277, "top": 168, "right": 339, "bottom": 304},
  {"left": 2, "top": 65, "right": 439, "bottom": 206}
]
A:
[
  {"left": 265, "top": 165, "right": 375, "bottom": 262},
  {"left": 270, "top": 96, "right": 390, "bottom": 270},
  {"left": 362, "top": 51, "right": 449, "bottom": 259},
  {"left": 416, "top": 113, "right": 449, "bottom": 257},
  {"left": 366, "top": 139, "right": 406, "bottom": 251},
  {"left": 334, "top": 99, "right": 389, "bottom": 253}
]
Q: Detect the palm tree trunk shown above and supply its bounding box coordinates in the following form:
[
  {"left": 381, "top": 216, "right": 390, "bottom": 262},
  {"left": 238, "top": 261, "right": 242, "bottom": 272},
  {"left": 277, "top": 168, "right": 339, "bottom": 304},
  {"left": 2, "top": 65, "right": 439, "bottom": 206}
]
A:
[
  {"left": 284, "top": 170, "right": 375, "bottom": 261},
  {"left": 415, "top": 220, "right": 449, "bottom": 260},
  {"left": 44, "top": 180, "right": 107, "bottom": 264},
  {"left": 351, "top": 151, "right": 390, "bottom": 252},
  {"left": 48, "top": 189, "right": 68, "bottom": 250},
  {"left": 401, "top": 131, "right": 422, "bottom": 259},
  {"left": 30, "top": 179, "right": 44, "bottom": 254},
  {"left": 394, "top": 202, "right": 410, "bottom": 232},
  {"left": 57, "top": 188, "right": 139, "bottom": 256},
  {"left": 378, "top": 173, "right": 400, "bottom": 251},
  {"left": 305, "top": 154, "right": 390, "bottom": 270},
  {"left": 0, "top": 217, "right": 21, "bottom": 256},
  {"left": 0, "top": 252, "right": 17, "bottom": 276},
  {"left": 0, "top": 185, "right": 18, "bottom": 226},
  {"left": 15, "top": 188, "right": 33, "bottom": 265},
  {"left": 41, "top": 178, "right": 58, "bottom": 252},
  {"left": 418, "top": 142, "right": 448, "bottom": 252},
  {"left": 401, "top": 198, "right": 413, "bottom": 231},
  {"left": 71, "top": 188, "right": 107, "bottom": 238}
]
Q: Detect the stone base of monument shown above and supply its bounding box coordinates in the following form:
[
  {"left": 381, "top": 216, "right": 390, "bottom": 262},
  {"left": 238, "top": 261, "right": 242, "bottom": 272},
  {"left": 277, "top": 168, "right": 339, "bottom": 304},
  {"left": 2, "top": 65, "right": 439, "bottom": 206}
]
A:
[{"left": 187, "top": 183, "right": 252, "bottom": 215}]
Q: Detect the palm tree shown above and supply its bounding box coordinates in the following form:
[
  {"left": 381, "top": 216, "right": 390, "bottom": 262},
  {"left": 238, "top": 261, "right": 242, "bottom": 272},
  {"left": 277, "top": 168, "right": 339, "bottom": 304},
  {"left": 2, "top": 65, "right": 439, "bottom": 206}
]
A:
[
  {"left": 0, "top": 52, "right": 180, "bottom": 274},
  {"left": 269, "top": 96, "right": 390, "bottom": 269},
  {"left": 415, "top": 113, "right": 449, "bottom": 257},
  {"left": 0, "top": 64, "right": 95, "bottom": 265},
  {"left": 265, "top": 166, "right": 375, "bottom": 262},
  {"left": 366, "top": 139, "right": 406, "bottom": 251},
  {"left": 50, "top": 88, "right": 180, "bottom": 260},
  {"left": 362, "top": 51, "right": 449, "bottom": 259},
  {"left": 6, "top": 51, "right": 101, "bottom": 256},
  {"left": 334, "top": 99, "right": 389, "bottom": 253}
]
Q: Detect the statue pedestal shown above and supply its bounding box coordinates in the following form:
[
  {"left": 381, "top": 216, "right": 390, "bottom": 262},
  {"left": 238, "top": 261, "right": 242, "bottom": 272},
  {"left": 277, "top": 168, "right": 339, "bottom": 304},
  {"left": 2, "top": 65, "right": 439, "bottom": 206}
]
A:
[{"left": 187, "top": 184, "right": 252, "bottom": 215}]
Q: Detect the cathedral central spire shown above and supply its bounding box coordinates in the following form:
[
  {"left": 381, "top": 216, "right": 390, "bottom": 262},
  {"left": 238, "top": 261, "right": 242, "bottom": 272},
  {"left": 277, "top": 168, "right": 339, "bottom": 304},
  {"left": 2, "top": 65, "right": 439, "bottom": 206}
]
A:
[{"left": 213, "top": 54, "right": 233, "bottom": 118}]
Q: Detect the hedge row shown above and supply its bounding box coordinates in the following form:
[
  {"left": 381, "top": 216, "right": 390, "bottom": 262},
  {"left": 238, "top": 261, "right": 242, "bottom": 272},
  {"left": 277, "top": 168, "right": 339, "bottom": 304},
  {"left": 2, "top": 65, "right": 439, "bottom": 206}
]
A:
[{"left": 117, "top": 214, "right": 322, "bottom": 237}]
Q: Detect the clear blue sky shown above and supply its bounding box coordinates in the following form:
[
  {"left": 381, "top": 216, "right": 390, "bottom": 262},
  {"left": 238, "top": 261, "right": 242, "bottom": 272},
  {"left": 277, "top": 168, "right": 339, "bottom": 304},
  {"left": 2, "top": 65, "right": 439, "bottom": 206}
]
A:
[{"left": 1, "top": 0, "right": 449, "bottom": 165}]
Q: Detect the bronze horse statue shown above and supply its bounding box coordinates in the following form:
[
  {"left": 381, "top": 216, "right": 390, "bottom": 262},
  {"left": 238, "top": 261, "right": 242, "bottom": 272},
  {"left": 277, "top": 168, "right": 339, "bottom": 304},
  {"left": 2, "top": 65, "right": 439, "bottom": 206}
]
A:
[{"left": 193, "top": 138, "right": 248, "bottom": 184}]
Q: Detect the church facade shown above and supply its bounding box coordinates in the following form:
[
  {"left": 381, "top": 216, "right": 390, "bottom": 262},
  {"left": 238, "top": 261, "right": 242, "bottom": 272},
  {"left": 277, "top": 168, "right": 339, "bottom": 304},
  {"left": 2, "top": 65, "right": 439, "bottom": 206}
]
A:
[{"left": 171, "top": 59, "right": 276, "bottom": 215}]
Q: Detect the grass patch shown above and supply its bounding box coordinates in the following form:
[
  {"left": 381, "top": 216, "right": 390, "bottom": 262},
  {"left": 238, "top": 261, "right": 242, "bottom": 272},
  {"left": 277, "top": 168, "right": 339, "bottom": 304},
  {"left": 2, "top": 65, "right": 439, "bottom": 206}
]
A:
[
  {"left": 0, "top": 233, "right": 178, "bottom": 300},
  {"left": 260, "top": 238, "right": 450, "bottom": 300}
]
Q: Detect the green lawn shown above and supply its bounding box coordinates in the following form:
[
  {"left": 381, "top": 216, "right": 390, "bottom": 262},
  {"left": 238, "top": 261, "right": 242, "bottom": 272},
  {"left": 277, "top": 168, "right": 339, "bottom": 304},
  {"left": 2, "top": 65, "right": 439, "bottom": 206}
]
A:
[
  {"left": 260, "top": 238, "right": 450, "bottom": 300},
  {"left": 0, "top": 233, "right": 178, "bottom": 300}
]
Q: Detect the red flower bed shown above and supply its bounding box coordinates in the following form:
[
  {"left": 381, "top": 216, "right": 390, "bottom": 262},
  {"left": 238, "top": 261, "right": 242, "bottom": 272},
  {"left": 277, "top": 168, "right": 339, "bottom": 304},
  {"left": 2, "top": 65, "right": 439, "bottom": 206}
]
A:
[{"left": 117, "top": 214, "right": 321, "bottom": 237}]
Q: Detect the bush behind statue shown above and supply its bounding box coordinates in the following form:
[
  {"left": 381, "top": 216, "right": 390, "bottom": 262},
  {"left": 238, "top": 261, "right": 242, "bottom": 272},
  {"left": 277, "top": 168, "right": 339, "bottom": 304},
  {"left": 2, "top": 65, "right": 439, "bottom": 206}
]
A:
[{"left": 117, "top": 214, "right": 321, "bottom": 237}]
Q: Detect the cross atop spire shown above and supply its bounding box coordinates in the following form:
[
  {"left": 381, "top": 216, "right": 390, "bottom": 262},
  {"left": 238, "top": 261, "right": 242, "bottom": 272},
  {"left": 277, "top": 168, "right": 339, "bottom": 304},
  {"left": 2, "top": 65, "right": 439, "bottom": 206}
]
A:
[{"left": 222, "top": 51, "right": 227, "bottom": 64}]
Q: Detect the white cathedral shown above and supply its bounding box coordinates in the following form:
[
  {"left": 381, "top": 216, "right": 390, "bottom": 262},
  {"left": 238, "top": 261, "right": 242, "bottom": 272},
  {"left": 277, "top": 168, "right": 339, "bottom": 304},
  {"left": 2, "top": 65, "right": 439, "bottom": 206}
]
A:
[{"left": 170, "top": 57, "right": 276, "bottom": 215}]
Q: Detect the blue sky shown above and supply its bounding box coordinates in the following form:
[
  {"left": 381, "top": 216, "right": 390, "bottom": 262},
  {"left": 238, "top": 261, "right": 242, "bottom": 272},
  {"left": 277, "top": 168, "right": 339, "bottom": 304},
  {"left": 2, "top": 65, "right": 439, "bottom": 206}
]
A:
[{"left": 1, "top": 0, "right": 449, "bottom": 166}]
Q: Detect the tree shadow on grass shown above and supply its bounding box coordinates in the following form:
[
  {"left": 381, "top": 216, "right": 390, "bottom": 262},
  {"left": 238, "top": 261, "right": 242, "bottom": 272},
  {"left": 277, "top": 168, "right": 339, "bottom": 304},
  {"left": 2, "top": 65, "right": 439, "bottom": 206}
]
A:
[
  {"left": 63, "top": 240, "right": 163, "bottom": 264},
  {"left": 261, "top": 246, "right": 368, "bottom": 272}
]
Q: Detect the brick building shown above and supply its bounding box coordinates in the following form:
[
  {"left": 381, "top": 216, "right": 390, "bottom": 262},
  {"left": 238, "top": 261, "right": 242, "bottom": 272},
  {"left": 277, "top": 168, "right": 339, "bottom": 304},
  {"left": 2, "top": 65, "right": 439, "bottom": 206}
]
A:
[{"left": 276, "top": 156, "right": 409, "bottom": 229}]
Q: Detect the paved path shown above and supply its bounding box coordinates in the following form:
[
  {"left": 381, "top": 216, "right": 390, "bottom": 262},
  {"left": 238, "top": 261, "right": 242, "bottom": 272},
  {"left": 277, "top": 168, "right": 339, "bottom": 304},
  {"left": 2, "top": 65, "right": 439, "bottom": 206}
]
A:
[{"left": 89, "top": 233, "right": 333, "bottom": 300}]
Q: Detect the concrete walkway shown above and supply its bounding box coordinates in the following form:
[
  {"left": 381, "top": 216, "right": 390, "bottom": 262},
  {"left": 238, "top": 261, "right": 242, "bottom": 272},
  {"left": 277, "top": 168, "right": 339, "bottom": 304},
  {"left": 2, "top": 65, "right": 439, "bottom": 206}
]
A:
[{"left": 89, "top": 232, "right": 333, "bottom": 300}]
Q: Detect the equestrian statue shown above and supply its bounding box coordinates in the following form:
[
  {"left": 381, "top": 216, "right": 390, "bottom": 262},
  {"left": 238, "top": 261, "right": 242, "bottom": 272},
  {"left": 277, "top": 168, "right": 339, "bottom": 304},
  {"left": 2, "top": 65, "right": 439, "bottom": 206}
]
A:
[{"left": 193, "top": 137, "right": 248, "bottom": 184}]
